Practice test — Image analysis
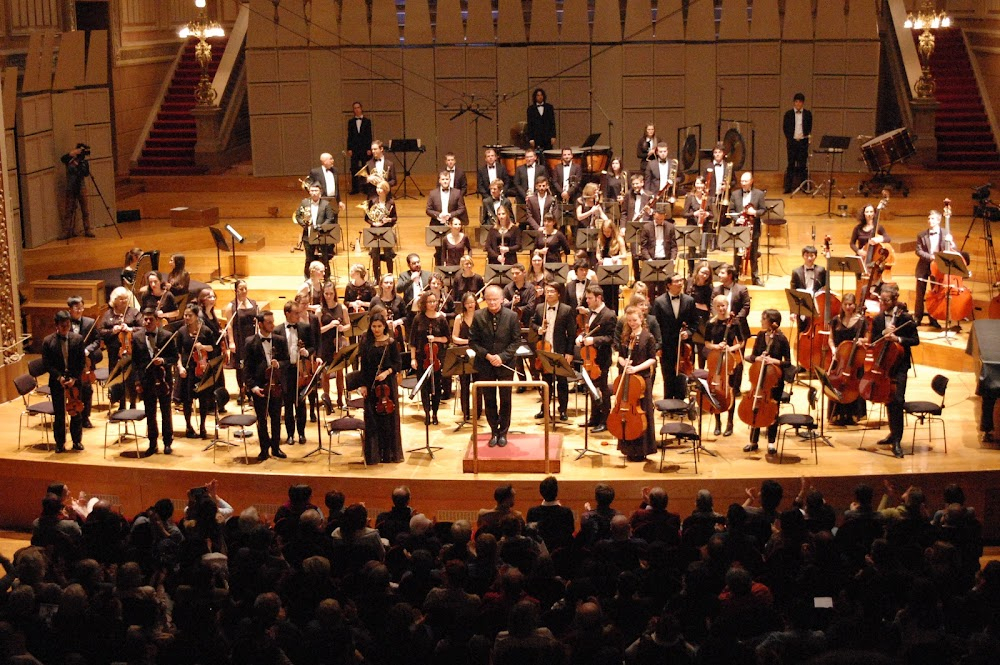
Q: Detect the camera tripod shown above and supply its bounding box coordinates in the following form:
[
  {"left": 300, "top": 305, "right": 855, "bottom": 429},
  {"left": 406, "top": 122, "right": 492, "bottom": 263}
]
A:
[
  {"left": 64, "top": 155, "right": 123, "bottom": 240},
  {"left": 960, "top": 185, "right": 999, "bottom": 295}
]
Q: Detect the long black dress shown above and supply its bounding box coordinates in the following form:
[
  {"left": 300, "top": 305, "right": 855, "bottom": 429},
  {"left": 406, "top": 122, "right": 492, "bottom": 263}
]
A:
[
  {"left": 828, "top": 315, "right": 868, "bottom": 423},
  {"left": 704, "top": 318, "right": 743, "bottom": 422},
  {"left": 360, "top": 338, "right": 404, "bottom": 464},
  {"left": 615, "top": 329, "right": 658, "bottom": 461},
  {"left": 410, "top": 313, "right": 450, "bottom": 415}
]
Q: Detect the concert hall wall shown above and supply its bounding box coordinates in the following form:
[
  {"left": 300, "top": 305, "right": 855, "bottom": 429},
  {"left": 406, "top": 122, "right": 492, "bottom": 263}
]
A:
[{"left": 245, "top": 0, "right": 880, "bottom": 178}]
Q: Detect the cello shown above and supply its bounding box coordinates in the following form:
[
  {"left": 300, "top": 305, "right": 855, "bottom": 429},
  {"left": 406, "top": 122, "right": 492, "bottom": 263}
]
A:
[
  {"left": 607, "top": 336, "right": 648, "bottom": 441},
  {"left": 738, "top": 326, "right": 782, "bottom": 428},
  {"left": 797, "top": 236, "right": 838, "bottom": 371},
  {"left": 925, "top": 199, "right": 974, "bottom": 324},
  {"left": 701, "top": 314, "right": 740, "bottom": 414},
  {"left": 826, "top": 306, "right": 868, "bottom": 405},
  {"left": 859, "top": 317, "right": 914, "bottom": 404}
]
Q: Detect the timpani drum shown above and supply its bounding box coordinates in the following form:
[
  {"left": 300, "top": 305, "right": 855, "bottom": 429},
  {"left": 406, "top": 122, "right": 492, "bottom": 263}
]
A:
[
  {"left": 583, "top": 146, "right": 612, "bottom": 174},
  {"left": 860, "top": 128, "right": 915, "bottom": 172},
  {"left": 544, "top": 148, "right": 583, "bottom": 173},
  {"left": 499, "top": 147, "right": 525, "bottom": 177}
]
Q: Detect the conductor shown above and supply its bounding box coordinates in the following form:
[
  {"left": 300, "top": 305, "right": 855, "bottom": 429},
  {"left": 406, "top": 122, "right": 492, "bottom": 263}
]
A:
[{"left": 469, "top": 285, "right": 523, "bottom": 448}]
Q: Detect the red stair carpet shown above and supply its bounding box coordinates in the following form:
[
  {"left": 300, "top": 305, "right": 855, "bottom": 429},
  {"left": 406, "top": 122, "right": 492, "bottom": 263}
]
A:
[
  {"left": 919, "top": 28, "right": 1000, "bottom": 170},
  {"left": 131, "top": 36, "right": 227, "bottom": 177}
]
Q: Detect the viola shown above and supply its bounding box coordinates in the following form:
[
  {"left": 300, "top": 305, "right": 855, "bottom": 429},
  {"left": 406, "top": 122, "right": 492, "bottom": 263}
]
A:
[
  {"left": 826, "top": 322, "right": 867, "bottom": 405},
  {"left": 577, "top": 313, "right": 601, "bottom": 380},
  {"left": 535, "top": 315, "right": 553, "bottom": 372},
  {"left": 64, "top": 381, "right": 85, "bottom": 417},
  {"left": 194, "top": 346, "right": 209, "bottom": 378},
  {"left": 81, "top": 356, "right": 96, "bottom": 387},
  {"left": 926, "top": 198, "right": 974, "bottom": 324},
  {"left": 676, "top": 323, "right": 694, "bottom": 376},
  {"left": 607, "top": 337, "right": 648, "bottom": 441},
  {"left": 738, "top": 330, "right": 782, "bottom": 428},
  {"left": 152, "top": 363, "right": 172, "bottom": 398},
  {"left": 859, "top": 319, "right": 914, "bottom": 404},
  {"left": 264, "top": 365, "right": 283, "bottom": 398},
  {"left": 701, "top": 316, "right": 740, "bottom": 414},
  {"left": 297, "top": 355, "right": 315, "bottom": 388},
  {"left": 374, "top": 382, "right": 395, "bottom": 415},
  {"left": 423, "top": 339, "right": 442, "bottom": 371}
]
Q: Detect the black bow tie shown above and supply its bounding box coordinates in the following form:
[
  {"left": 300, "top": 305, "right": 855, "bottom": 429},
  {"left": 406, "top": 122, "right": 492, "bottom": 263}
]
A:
[
  {"left": 671, "top": 296, "right": 680, "bottom": 301},
  {"left": 261, "top": 338, "right": 271, "bottom": 344},
  {"left": 796, "top": 110, "right": 802, "bottom": 114},
  {"left": 548, "top": 306, "right": 557, "bottom": 311},
  {"left": 447, "top": 169, "right": 454, "bottom": 172},
  {"left": 929, "top": 231, "right": 938, "bottom": 236},
  {"left": 659, "top": 160, "right": 668, "bottom": 164}
]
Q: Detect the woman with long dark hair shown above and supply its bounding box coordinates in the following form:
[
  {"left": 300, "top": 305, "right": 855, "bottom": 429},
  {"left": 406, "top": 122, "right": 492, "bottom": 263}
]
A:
[
  {"left": 409, "top": 290, "right": 450, "bottom": 425},
  {"left": 165, "top": 254, "right": 191, "bottom": 300},
  {"left": 359, "top": 309, "right": 404, "bottom": 464},
  {"left": 318, "top": 282, "right": 350, "bottom": 412},
  {"left": 452, "top": 291, "right": 483, "bottom": 422},
  {"left": 177, "top": 304, "right": 216, "bottom": 438},
  {"left": 224, "top": 280, "right": 258, "bottom": 400}
]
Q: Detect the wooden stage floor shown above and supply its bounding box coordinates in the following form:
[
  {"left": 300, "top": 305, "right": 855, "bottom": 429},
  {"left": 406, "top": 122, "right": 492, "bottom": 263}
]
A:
[{"left": 5, "top": 168, "right": 1000, "bottom": 533}]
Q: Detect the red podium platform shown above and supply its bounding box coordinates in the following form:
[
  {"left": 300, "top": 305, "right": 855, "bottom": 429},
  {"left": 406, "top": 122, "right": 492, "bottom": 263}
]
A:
[{"left": 463, "top": 433, "right": 563, "bottom": 473}]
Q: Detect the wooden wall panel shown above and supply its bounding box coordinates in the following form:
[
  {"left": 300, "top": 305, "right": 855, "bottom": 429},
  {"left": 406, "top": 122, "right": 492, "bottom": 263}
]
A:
[
  {"left": 593, "top": 0, "right": 623, "bottom": 42},
  {"left": 624, "top": 0, "right": 654, "bottom": 42},
  {"left": 370, "top": 0, "right": 398, "bottom": 46},
  {"left": 686, "top": 0, "right": 716, "bottom": 41},
  {"left": 466, "top": 0, "right": 494, "bottom": 43},
  {"left": 815, "top": 0, "right": 847, "bottom": 39},
  {"left": 8, "top": 0, "right": 59, "bottom": 31},
  {"left": 654, "top": 44, "right": 685, "bottom": 75},
  {"left": 309, "top": 51, "right": 343, "bottom": 157},
  {"left": 280, "top": 115, "right": 313, "bottom": 175},
  {"left": 751, "top": 0, "right": 781, "bottom": 40},
  {"left": 53, "top": 30, "right": 86, "bottom": 91},
  {"left": 783, "top": 0, "right": 814, "bottom": 40},
  {"left": 497, "top": 0, "right": 526, "bottom": 43},
  {"left": 561, "top": 0, "right": 590, "bottom": 43},
  {"left": 436, "top": 0, "right": 464, "bottom": 44},
  {"left": 748, "top": 108, "right": 780, "bottom": 172},
  {"left": 719, "top": 0, "right": 750, "bottom": 41},
  {"left": 846, "top": 0, "right": 879, "bottom": 39},
  {"left": 404, "top": 0, "right": 434, "bottom": 44},
  {"left": 655, "top": 0, "right": 684, "bottom": 41},
  {"left": 530, "top": 0, "right": 560, "bottom": 43},
  {"left": 340, "top": 0, "right": 370, "bottom": 46},
  {"left": 718, "top": 43, "right": 750, "bottom": 75},
  {"left": 85, "top": 31, "right": 108, "bottom": 86},
  {"left": 684, "top": 43, "right": 717, "bottom": 139},
  {"left": 309, "top": 0, "right": 340, "bottom": 46},
  {"left": 590, "top": 44, "right": 623, "bottom": 155}
]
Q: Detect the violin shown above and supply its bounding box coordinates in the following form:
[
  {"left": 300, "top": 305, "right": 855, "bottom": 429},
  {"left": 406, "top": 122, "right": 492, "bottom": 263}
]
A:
[
  {"left": 738, "top": 329, "right": 782, "bottom": 428},
  {"left": 423, "top": 336, "right": 442, "bottom": 371},
  {"left": 579, "top": 313, "right": 601, "bottom": 380},
  {"left": 375, "top": 383, "right": 395, "bottom": 415},
  {"left": 64, "top": 380, "right": 85, "bottom": 417},
  {"left": 535, "top": 314, "right": 553, "bottom": 372},
  {"left": 858, "top": 317, "right": 914, "bottom": 404},
  {"left": 607, "top": 336, "right": 648, "bottom": 441},
  {"left": 701, "top": 315, "right": 740, "bottom": 414},
  {"left": 78, "top": 308, "right": 104, "bottom": 387},
  {"left": 925, "top": 198, "right": 974, "bottom": 324},
  {"left": 676, "top": 323, "right": 694, "bottom": 376},
  {"left": 264, "top": 365, "right": 283, "bottom": 398},
  {"left": 116, "top": 313, "right": 134, "bottom": 352},
  {"left": 297, "top": 354, "right": 315, "bottom": 388},
  {"left": 152, "top": 364, "right": 171, "bottom": 398},
  {"left": 194, "top": 345, "right": 209, "bottom": 378},
  {"left": 826, "top": 319, "right": 867, "bottom": 405}
]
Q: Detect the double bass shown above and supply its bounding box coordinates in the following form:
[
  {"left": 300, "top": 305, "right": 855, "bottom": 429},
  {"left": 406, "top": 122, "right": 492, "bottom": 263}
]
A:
[
  {"left": 925, "top": 198, "right": 974, "bottom": 324},
  {"left": 797, "top": 236, "right": 838, "bottom": 372},
  {"left": 607, "top": 336, "right": 648, "bottom": 441},
  {"left": 859, "top": 317, "right": 914, "bottom": 404},
  {"left": 738, "top": 327, "right": 782, "bottom": 428},
  {"left": 858, "top": 191, "right": 893, "bottom": 312}
]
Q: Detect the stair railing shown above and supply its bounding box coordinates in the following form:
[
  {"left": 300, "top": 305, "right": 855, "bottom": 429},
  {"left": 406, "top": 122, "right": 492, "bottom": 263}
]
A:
[
  {"left": 960, "top": 29, "right": 1000, "bottom": 160},
  {"left": 887, "top": 0, "right": 924, "bottom": 102}
]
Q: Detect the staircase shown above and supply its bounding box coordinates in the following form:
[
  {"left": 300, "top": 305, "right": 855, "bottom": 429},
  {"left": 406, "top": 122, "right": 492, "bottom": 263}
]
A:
[
  {"left": 131, "top": 36, "right": 227, "bottom": 176},
  {"left": 920, "top": 28, "right": 1000, "bottom": 170}
]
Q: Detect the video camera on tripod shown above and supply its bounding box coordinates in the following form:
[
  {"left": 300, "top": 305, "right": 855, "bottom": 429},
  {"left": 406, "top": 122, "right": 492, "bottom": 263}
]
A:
[
  {"left": 69, "top": 143, "right": 92, "bottom": 178},
  {"left": 972, "top": 182, "right": 1000, "bottom": 222}
]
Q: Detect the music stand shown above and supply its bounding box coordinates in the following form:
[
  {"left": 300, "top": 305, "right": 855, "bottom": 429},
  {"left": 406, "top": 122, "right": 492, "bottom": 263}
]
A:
[
  {"left": 194, "top": 355, "right": 225, "bottom": 394},
  {"left": 574, "top": 368, "right": 609, "bottom": 460},
  {"left": 675, "top": 226, "right": 702, "bottom": 278},
  {"left": 575, "top": 228, "right": 599, "bottom": 256},
  {"left": 425, "top": 225, "right": 450, "bottom": 268},
  {"left": 106, "top": 355, "right": 132, "bottom": 389},
  {"left": 718, "top": 226, "right": 751, "bottom": 276},
  {"left": 388, "top": 138, "right": 426, "bottom": 199},
  {"left": 639, "top": 259, "right": 674, "bottom": 288},
  {"left": 300, "top": 360, "right": 338, "bottom": 459},
  {"left": 537, "top": 348, "right": 576, "bottom": 428},
  {"left": 761, "top": 199, "right": 787, "bottom": 278},
  {"left": 827, "top": 255, "right": 865, "bottom": 297},
  {"left": 597, "top": 265, "right": 630, "bottom": 290},
  {"left": 438, "top": 265, "right": 461, "bottom": 292},
  {"left": 408, "top": 363, "right": 444, "bottom": 457},
  {"left": 443, "top": 346, "right": 477, "bottom": 431},
  {"left": 348, "top": 312, "right": 370, "bottom": 338},
  {"left": 933, "top": 251, "right": 970, "bottom": 342},
  {"left": 690, "top": 376, "right": 723, "bottom": 464},
  {"left": 485, "top": 264, "right": 517, "bottom": 288},
  {"left": 625, "top": 221, "right": 645, "bottom": 248},
  {"left": 544, "top": 262, "right": 569, "bottom": 283},
  {"left": 363, "top": 227, "right": 396, "bottom": 252},
  {"left": 813, "top": 135, "right": 851, "bottom": 216},
  {"left": 208, "top": 227, "right": 235, "bottom": 283},
  {"left": 521, "top": 228, "right": 539, "bottom": 251}
]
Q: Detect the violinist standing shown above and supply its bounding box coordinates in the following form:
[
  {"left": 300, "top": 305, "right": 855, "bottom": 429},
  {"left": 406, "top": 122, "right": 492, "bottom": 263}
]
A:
[
  {"left": 410, "top": 291, "right": 450, "bottom": 425},
  {"left": 67, "top": 296, "right": 102, "bottom": 429},
  {"left": 276, "top": 300, "right": 315, "bottom": 446},
  {"left": 42, "top": 311, "right": 86, "bottom": 452},
  {"left": 614, "top": 306, "right": 659, "bottom": 462},
  {"left": 177, "top": 304, "right": 215, "bottom": 439},
  {"left": 577, "top": 285, "right": 617, "bottom": 433},
  {"left": 469, "top": 285, "right": 523, "bottom": 448},
  {"left": 914, "top": 210, "right": 946, "bottom": 329},
  {"left": 743, "top": 310, "right": 791, "bottom": 455},
  {"left": 705, "top": 296, "right": 744, "bottom": 438},
  {"left": 866, "top": 285, "right": 919, "bottom": 459},
  {"left": 504, "top": 264, "right": 536, "bottom": 388},
  {"left": 789, "top": 245, "right": 828, "bottom": 331},
  {"left": 132, "top": 309, "right": 179, "bottom": 457},
  {"left": 99, "top": 286, "right": 141, "bottom": 413},
  {"left": 246, "top": 311, "right": 290, "bottom": 461},
  {"left": 359, "top": 310, "right": 404, "bottom": 464},
  {"left": 652, "top": 274, "right": 696, "bottom": 399},
  {"left": 531, "top": 282, "right": 576, "bottom": 422}
]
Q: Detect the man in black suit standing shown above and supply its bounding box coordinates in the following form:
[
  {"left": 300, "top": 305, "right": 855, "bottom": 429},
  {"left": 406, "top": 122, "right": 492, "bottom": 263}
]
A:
[
  {"left": 364, "top": 140, "right": 397, "bottom": 197},
  {"left": 531, "top": 281, "right": 576, "bottom": 421},
  {"left": 789, "top": 245, "right": 828, "bottom": 331},
  {"left": 298, "top": 183, "right": 338, "bottom": 279},
  {"left": 246, "top": 311, "right": 290, "bottom": 461},
  {"left": 577, "top": 285, "right": 617, "bottom": 432},
  {"left": 477, "top": 147, "right": 510, "bottom": 199},
  {"left": 640, "top": 210, "right": 678, "bottom": 299},
  {"left": 396, "top": 253, "right": 434, "bottom": 326},
  {"left": 565, "top": 261, "right": 593, "bottom": 315},
  {"left": 443, "top": 152, "right": 468, "bottom": 197},
  {"left": 526, "top": 88, "right": 556, "bottom": 151},
  {"left": 513, "top": 149, "right": 547, "bottom": 204},
  {"left": 914, "top": 209, "right": 945, "bottom": 328},
  {"left": 307, "top": 152, "right": 347, "bottom": 202},
  {"left": 41, "top": 311, "right": 86, "bottom": 452},
  {"left": 713, "top": 263, "right": 752, "bottom": 344},
  {"left": 653, "top": 274, "right": 696, "bottom": 399},
  {"left": 866, "top": 285, "right": 919, "bottom": 458},
  {"left": 426, "top": 171, "right": 469, "bottom": 226},
  {"left": 782, "top": 93, "right": 812, "bottom": 194},
  {"left": 644, "top": 142, "right": 674, "bottom": 199},
  {"left": 131, "top": 309, "right": 179, "bottom": 456},
  {"left": 729, "top": 172, "right": 767, "bottom": 286},
  {"left": 623, "top": 173, "right": 653, "bottom": 283},
  {"left": 469, "top": 285, "right": 523, "bottom": 448},
  {"left": 276, "top": 300, "right": 315, "bottom": 446},
  {"left": 346, "top": 101, "right": 373, "bottom": 193},
  {"left": 551, "top": 147, "right": 582, "bottom": 207},
  {"left": 67, "top": 295, "right": 102, "bottom": 428}
]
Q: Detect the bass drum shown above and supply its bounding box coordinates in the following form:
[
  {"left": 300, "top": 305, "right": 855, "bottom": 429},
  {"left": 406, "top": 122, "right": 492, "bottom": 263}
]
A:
[{"left": 861, "top": 128, "right": 915, "bottom": 172}]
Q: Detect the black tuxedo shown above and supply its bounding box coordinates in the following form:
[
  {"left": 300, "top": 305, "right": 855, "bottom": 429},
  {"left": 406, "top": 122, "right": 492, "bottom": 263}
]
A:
[
  {"left": 524, "top": 193, "right": 558, "bottom": 230},
  {"left": 443, "top": 168, "right": 468, "bottom": 196},
  {"left": 526, "top": 102, "right": 556, "bottom": 149},
  {"left": 363, "top": 157, "right": 397, "bottom": 197},
  {"left": 426, "top": 187, "right": 469, "bottom": 225},
  {"left": 69, "top": 315, "right": 101, "bottom": 422},
  {"left": 783, "top": 108, "right": 812, "bottom": 192},
  {"left": 712, "top": 283, "right": 752, "bottom": 343},
  {"left": 131, "top": 328, "right": 179, "bottom": 450},
  {"left": 245, "top": 333, "right": 291, "bottom": 456},
  {"left": 480, "top": 195, "right": 515, "bottom": 227},
  {"left": 476, "top": 163, "right": 511, "bottom": 199},
  {"left": 397, "top": 269, "right": 433, "bottom": 325},
  {"left": 300, "top": 196, "right": 338, "bottom": 278},
  {"left": 644, "top": 159, "right": 674, "bottom": 196},
  {"left": 729, "top": 187, "right": 767, "bottom": 280},
  {"left": 565, "top": 279, "right": 592, "bottom": 313},
  {"left": 790, "top": 264, "right": 829, "bottom": 330},
  {"left": 640, "top": 220, "right": 678, "bottom": 261},
  {"left": 307, "top": 166, "right": 344, "bottom": 201},
  {"left": 582, "top": 306, "right": 617, "bottom": 425},
  {"left": 469, "top": 307, "right": 523, "bottom": 435},
  {"left": 532, "top": 301, "right": 577, "bottom": 412},
  {"left": 347, "top": 115, "right": 374, "bottom": 189},
  {"left": 652, "top": 292, "right": 697, "bottom": 398},
  {"left": 276, "top": 321, "right": 314, "bottom": 440},
  {"left": 513, "top": 162, "right": 548, "bottom": 203},
  {"left": 551, "top": 162, "right": 582, "bottom": 203},
  {"left": 869, "top": 308, "right": 919, "bottom": 444},
  {"left": 914, "top": 229, "right": 944, "bottom": 322},
  {"left": 41, "top": 331, "right": 86, "bottom": 449}
]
